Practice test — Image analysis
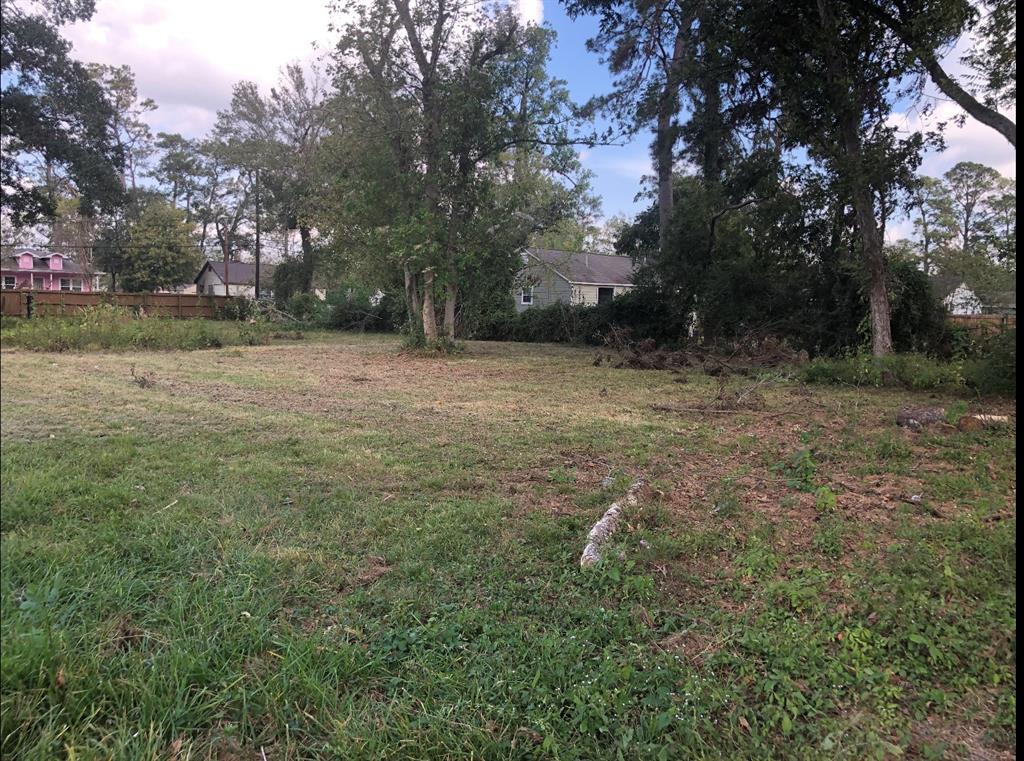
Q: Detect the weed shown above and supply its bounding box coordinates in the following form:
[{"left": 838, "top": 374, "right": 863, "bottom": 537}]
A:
[
  {"left": 814, "top": 485, "right": 838, "bottom": 513},
  {"left": 774, "top": 448, "right": 820, "bottom": 492}
]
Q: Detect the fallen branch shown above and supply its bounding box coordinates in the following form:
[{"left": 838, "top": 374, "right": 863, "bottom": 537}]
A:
[{"left": 580, "top": 479, "right": 645, "bottom": 567}]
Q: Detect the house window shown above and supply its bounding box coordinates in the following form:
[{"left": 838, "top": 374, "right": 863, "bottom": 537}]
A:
[
  {"left": 207, "top": 284, "right": 217, "bottom": 295},
  {"left": 33, "top": 276, "right": 44, "bottom": 290},
  {"left": 72, "top": 279, "right": 83, "bottom": 292},
  {"left": 520, "top": 287, "right": 534, "bottom": 305},
  {"left": 3, "top": 277, "right": 14, "bottom": 289},
  {"left": 597, "top": 287, "right": 614, "bottom": 305},
  {"left": 60, "top": 278, "right": 71, "bottom": 291}
]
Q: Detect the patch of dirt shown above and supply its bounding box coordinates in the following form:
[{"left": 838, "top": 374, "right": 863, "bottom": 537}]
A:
[
  {"left": 659, "top": 629, "right": 722, "bottom": 664},
  {"left": 910, "top": 714, "right": 1015, "bottom": 760},
  {"left": 353, "top": 555, "right": 391, "bottom": 587},
  {"left": 104, "top": 615, "right": 145, "bottom": 654}
]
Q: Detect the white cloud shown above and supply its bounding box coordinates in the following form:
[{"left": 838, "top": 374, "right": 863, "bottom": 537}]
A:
[
  {"left": 516, "top": 0, "right": 543, "bottom": 25},
  {"left": 64, "top": 0, "right": 334, "bottom": 138}
]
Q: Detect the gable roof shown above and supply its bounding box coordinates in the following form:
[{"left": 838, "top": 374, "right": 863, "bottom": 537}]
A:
[
  {"left": 2, "top": 250, "right": 85, "bottom": 275},
  {"left": 525, "top": 248, "right": 636, "bottom": 286},
  {"left": 196, "top": 260, "right": 277, "bottom": 286}
]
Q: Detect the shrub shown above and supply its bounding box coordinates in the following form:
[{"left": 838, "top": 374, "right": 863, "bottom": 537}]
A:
[
  {"left": 214, "top": 296, "right": 258, "bottom": 321},
  {"left": 285, "top": 293, "right": 327, "bottom": 323},
  {"left": 471, "top": 289, "right": 682, "bottom": 346},
  {"left": 0, "top": 309, "right": 271, "bottom": 352},
  {"left": 800, "top": 353, "right": 965, "bottom": 391},
  {"left": 322, "top": 289, "right": 402, "bottom": 332},
  {"left": 961, "top": 330, "right": 1016, "bottom": 395}
]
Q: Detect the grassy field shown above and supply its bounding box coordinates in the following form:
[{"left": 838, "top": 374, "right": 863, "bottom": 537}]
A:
[{"left": 0, "top": 334, "right": 1015, "bottom": 760}]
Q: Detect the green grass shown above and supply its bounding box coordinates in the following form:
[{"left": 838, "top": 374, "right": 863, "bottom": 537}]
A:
[
  {"left": 0, "top": 311, "right": 308, "bottom": 352},
  {"left": 0, "top": 336, "right": 1016, "bottom": 759}
]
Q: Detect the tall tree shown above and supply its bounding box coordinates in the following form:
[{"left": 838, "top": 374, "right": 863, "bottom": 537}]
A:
[
  {"left": 214, "top": 65, "right": 330, "bottom": 293},
  {"left": 1, "top": 0, "right": 125, "bottom": 224},
  {"left": 563, "top": 0, "right": 692, "bottom": 254},
  {"left": 152, "top": 132, "right": 206, "bottom": 221},
  {"left": 905, "top": 176, "right": 955, "bottom": 275},
  {"left": 943, "top": 161, "right": 1001, "bottom": 255},
  {"left": 94, "top": 199, "right": 200, "bottom": 293},
  {"left": 87, "top": 63, "right": 157, "bottom": 192},
  {"left": 329, "top": 0, "right": 590, "bottom": 343}
]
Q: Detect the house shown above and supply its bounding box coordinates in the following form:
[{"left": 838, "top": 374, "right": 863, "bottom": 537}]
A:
[
  {"left": 1, "top": 249, "right": 100, "bottom": 292},
  {"left": 516, "top": 248, "right": 636, "bottom": 312},
  {"left": 194, "top": 260, "right": 277, "bottom": 299},
  {"left": 930, "top": 275, "right": 1016, "bottom": 316}
]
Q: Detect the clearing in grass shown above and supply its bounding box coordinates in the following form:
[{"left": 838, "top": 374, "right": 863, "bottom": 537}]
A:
[{"left": 0, "top": 335, "right": 1015, "bottom": 759}]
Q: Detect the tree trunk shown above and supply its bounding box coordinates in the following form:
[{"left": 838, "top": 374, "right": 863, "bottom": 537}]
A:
[
  {"left": 655, "top": 32, "right": 687, "bottom": 255},
  {"left": 818, "top": 0, "right": 893, "bottom": 357},
  {"left": 404, "top": 265, "right": 422, "bottom": 333},
  {"left": 443, "top": 273, "right": 457, "bottom": 341},
  {"left": 421, "top": 268, "right": 438, "bottom": 343},
  {"left": 840, "top": 111, "right": 893, "bottom": 358},
  {"left": 299, "top": 226, "right": 314, "bottom": 292}
]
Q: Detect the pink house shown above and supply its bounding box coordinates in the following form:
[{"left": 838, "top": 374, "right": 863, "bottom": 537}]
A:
[{"left": 1, "top": 249, "right": 95, "bottom": 292}]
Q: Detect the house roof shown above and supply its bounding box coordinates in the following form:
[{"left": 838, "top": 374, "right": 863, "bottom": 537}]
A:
[
  {"left": 2, "top": 251, "right": 86, "bottom": 275},
  {"left": 196, "top": 260, "right": 277, "bottom": 286},
  {"left": 929, "top": 274, "right": 1016, "bottom": 307},
  {"left": 525, "top": 248, "right": 636, "bottom": 286}
]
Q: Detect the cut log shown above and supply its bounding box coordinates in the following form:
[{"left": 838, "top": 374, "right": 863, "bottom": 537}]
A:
[
  {"left": 580, "top": 479, "right": 646, "bottom": 567},
  {"left": 957, "top": 414, "right": 1011, "bottom": 432},
  {"left": 896, "top": 406, "right": 946, "bottom": 429}
]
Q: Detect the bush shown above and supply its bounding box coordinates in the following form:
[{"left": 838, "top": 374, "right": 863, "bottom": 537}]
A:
[
  {"left": 214, "top": 296, "right": 258, "bottom": 321},
  {"left": 961, "top": 330, "right": 1016, "bottom": 395},
  {"left": 0, "top": 306, "right": 270, "bottom": 352},
  {"left": 322, "top": 289, "right": 402, "bottom": 332},
  {"left": 285, "top": 293, "right": 328, "bottom": 323},
  {"left": 800, "top": 353, "right": 965, "bottom": 391},
  {"left": 471, "top": 289, "right": 682, "bottom": 346}
]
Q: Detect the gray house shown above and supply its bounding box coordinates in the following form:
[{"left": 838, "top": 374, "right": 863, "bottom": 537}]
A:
[{"left": 516, "top": 248, "right": 636, "bottom": 313}]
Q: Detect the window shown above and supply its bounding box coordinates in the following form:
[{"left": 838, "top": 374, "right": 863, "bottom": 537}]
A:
[
  {"left": 3, "top": 276, "right": 15, "bottom": 289},
  {"left": 597, "top": 287, "right": 615, "bottom": 305},
  {"left": 207, "top": 284, "right": 217, "bottom": 295},
  {"left": 60, "top": 278, "right": 71, "bottom": 291},
  {"left": 520, "top": 287, "right": 534, "bottom": 305},
  {"left": 32, "top": 276, "right": 44, "bottom": 290},
  {"left": 72, "top": 279, "right": 83, "bottom": 292}
]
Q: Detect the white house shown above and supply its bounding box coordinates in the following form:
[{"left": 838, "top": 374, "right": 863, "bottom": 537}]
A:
[
  {"left": 194, "top": 261, "right": 276, "bottom": 299},
  {"left": 515, "top": 248, "right": 636, "bottom": 312},
  {"left": 943, "top": 282, "right": 983, "bottom": 316}
]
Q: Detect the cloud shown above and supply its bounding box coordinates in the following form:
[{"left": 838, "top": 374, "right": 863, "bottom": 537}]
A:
[
  {"left": 889, "top": 99, "right": 1017, "bottom": 180},
  {"left": 64, "top": 0, "right": 334, "bottom": 138},
  {"left": 516, "top": 0, "right": 543, "bottom": 25}
]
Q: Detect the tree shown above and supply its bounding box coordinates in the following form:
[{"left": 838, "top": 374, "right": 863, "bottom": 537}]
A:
[
  {"left": 95, "top": 200, "right": 201, "bottom": 292},
  {"left": 962, "top": 0, "right": 1016, "bottom": 110},
  {"left": 943, "top": 161, "right": 1001, "bottom": 255},
  {"left": 327, "top": 0, "right": 591, "bottom": 343},
  {"left": 563, "top": 0, "right": 693, "bottom": 255},
  {"left": 905, "top": 176, "right": 955, "bottom": 275},
  {"left": 152, "top": 133, "right": 206, "bottom": 221},
  {"left": 1, "top": 0, "right": 125, "bottom": 224},
  {"left": 87, "top": 63, "right": 157, "bottom": 192},
  {"left": 213, "top": 65, "right": 330, "bottom": 293},
  {"left": 845, "top": 0, "right": 1016, "bottom": 146}
]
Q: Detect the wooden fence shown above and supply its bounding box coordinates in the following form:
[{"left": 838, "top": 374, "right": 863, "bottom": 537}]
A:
[
  {"left": 1, "top": 290, "right": 231, "bottom": 319},
  {"left": 948, "top": 313, "right": 1016, "bottom": 337}
]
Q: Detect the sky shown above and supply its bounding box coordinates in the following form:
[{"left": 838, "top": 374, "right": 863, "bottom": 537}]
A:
[{"left": 65, "top": 0, "right": 1015, "bottom": 236}]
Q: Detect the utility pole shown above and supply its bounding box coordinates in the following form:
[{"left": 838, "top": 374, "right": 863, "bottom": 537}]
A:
[{"left": 255, "top": 168, "right": 261, "bottom": 300}]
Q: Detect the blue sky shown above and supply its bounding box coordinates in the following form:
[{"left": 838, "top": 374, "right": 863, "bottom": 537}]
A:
[
  {"left": 65, "top": 0, "right": 1014, "bottom": 231},
  {"left": 543, "top": 7, "right": 657, "bottom": 220}
]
